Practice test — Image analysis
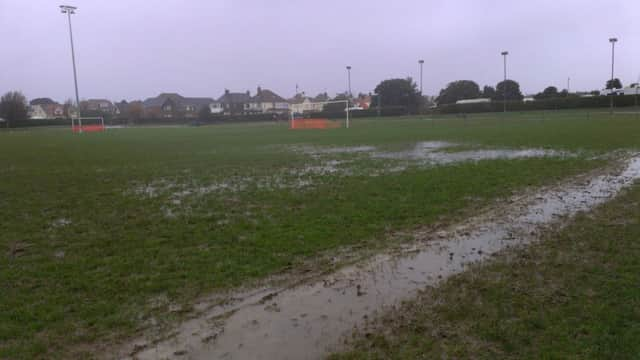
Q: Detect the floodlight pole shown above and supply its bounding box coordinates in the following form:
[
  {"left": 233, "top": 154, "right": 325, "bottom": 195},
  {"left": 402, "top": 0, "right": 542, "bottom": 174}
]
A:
[
  {"left": 635, "top": 76, "right": 640, "bottom": 117},
  {"left": 346, "top": 66, "right": 352, "bottom": 125},
  {"left": 609, "top": 37, "right": 618, "bottom": 114},
  {"left": 346, "top": 100, "right": 350, "bottom": 129},
  {"left": 60, "top": 5, "right": 82, "bottom": 131},
  {"left": 346, "top": 66, "right": 352, "bottom": 98},
  {"left": 501, "top": 51, "right": 509, "bottom": 113},
  {"left": 418, "top": 60, "right": 424, "bottom": 94}
]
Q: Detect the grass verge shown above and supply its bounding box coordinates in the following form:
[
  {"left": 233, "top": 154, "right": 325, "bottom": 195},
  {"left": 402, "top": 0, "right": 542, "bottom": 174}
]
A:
[{"left": 332, "top": 183, "right": 640, "bottom": 359}]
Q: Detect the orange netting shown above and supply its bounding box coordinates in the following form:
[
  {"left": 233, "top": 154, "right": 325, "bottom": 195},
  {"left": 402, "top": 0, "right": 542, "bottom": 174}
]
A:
[
  {"left": 290, "top": 118, "right": 341, "bottom": 130},
  {"left": 72, "top": 124, "right": 106, "bottom": 133}
]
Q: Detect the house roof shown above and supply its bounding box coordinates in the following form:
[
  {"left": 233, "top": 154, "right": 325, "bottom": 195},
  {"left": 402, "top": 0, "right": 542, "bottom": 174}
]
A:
[
  {"left": 30, "top": 98, "right": 57, "bottom": 106},
  {"left": 288, "top": 94, "right": 306, "bottom": 104},
  {"left": 85, "top": 99, "right": 114, "bottom": 106},
  {"left": 313, "top": 93, "right": 330, "bottom": 102},
  {"left": 143, "top": 93, "right": 216, "bottom": 109},
  {"left": 218, "top": 91, "right": 252, "bottom": 104},
  {"left": 115, "top": 101, "right": 129, "bottom": 112},
  {"left": 251, "top": 88, "right": 286, "bottom": 103},
  {"left": 143, "top": 93, "right": 185, "bottom": 107},
  {"left": 184, "top": 97, "right": 217, "bottom": 106}
]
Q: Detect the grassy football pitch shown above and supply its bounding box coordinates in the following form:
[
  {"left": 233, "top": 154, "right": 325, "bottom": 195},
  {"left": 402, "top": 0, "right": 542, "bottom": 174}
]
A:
[{"left": 1, "top": 110, "right": 639, "bottom": 358}]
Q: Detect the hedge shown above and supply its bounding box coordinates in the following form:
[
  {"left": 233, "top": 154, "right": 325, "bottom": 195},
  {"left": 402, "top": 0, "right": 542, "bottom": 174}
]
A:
[
  {"left": 437, "top": 95, "right": 640, "bottom": 114},
  {"left": 308, "top": 106, "right": 410, "bottom": 119}
]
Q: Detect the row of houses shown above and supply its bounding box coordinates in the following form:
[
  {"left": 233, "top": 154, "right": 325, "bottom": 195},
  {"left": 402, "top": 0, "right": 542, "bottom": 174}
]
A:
[
  {"left": 140, "top": 88, "right": 369, "bottom": 119},
  {"left": 28, "top": 88, "right": 373, "bottom": 120},
  {"left": 28, "top": 97, "right": 118, "bottom": 119}
]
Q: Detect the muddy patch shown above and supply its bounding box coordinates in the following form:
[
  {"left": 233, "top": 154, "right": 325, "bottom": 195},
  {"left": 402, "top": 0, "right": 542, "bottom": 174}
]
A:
[
  {"left": 50, "top": 218, "right": 72, "bottom": 228},
  {"left": 119, "top": 155, "right": 640, "bottom": 360}
]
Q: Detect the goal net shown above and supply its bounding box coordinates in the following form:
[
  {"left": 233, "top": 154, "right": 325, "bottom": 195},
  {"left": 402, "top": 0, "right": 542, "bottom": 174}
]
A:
[
  {"left": 289, "top": 100, "right": 351, "bottom": 129},
  {"left": 72, "top": 117, "right": 105, "bottom": 133}
]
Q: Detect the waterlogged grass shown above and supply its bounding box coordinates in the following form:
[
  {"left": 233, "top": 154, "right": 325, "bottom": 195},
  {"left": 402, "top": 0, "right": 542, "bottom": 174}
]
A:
[
  {"left": 1, "top": 110, "right": 638, "bottom": 357},
  {"left": 332, "top": 183, "right": 640, "bottom": 360}
]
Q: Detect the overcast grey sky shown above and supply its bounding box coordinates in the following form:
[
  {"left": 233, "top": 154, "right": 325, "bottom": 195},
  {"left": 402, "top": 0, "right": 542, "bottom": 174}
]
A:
[{"left": 1, "top": 0, "right": 638, "bottom": 102}]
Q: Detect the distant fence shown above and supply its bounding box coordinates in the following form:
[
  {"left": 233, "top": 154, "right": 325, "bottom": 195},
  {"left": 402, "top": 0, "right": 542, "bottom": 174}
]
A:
[{"left": 10, "top": 113, "right": 288, "bottom": 128}]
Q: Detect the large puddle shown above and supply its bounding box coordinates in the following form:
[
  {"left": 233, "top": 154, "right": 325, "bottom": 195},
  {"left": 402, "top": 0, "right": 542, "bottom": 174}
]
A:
[
  {"left": 122, "top": 155, "right": 640, "bottom": 360},
  {"left": 298, "top": 141, "right": 569, "bottom": 165},
  {"left": 130, "top": 142, "right": 574, "bottom": 216}
]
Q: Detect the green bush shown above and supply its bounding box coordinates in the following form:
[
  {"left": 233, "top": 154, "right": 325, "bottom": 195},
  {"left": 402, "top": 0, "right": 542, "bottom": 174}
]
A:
[{"left": 438, "top": 95, "right": 639, "bottom": 114}]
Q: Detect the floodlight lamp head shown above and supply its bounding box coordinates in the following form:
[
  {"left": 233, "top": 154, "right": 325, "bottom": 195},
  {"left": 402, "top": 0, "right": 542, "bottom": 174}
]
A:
[
  {"left": 501, "top": 51, "right": 509, "bottom": 56},
  {"left": 346, "top": 66, "right": 351, "bottom": 70},
  {"left": 609, "top": 37, "right": 618, "bottom": 43},
  {"left": 60, "top": 5, "right": 77, "bottom": 14},
  {"left": 419, "top": 60, "right": 424, "bottom": 64}
]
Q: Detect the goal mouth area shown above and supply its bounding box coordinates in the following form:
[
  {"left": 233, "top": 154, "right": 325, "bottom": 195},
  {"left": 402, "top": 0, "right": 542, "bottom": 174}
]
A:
[
  {"left": 289, "top": 118, "right": 342, "bottom": 130},
  {"left": 72, "top": 124, "right": 106, "bottom": 133},
  {"left": 71, "top": 117, "right": 105, "bottom": 133}
]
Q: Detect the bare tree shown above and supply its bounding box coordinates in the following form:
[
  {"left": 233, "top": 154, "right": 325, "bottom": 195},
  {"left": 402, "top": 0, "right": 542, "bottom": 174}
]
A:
[
  {"left": 127, "top": 101, "right": 144, "bottom": 123},
  {"left": 63, "top": 98, "right": 74, "bottom": 119},
  {"left": 0, "top": 91, "right": 29, "bottom": 128}
]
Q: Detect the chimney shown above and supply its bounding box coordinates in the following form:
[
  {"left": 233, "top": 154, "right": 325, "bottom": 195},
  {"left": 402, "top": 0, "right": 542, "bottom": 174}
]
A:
[
  {"left": 246, "top": 90, "right": 250, "bottom": 96},
  {"left": 225, "top": 89, "right": 230, "bottom": 95},
  {"left": 257, "top": 86, "right": 262, "bottom": 95}
]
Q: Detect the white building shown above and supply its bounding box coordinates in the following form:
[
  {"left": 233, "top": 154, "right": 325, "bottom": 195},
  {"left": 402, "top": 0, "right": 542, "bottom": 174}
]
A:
[
  {"left": 622, "top": 84, "right": 639, "bottom": 96},
  {"left": 209, "top": 102, "right": 224, "bottom": 114},
  {"left": 289, "top": 97, "right": 326, "bottom": 114},
  {"left": 602, "top": 84, "right": 639, "bottom": 96},
  {"left": 455, "top": 98, "right": 491, "bottom": 105},
  {"left": 28, "top": 105, "right": 48, "bottom": 119}
]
